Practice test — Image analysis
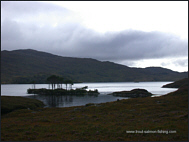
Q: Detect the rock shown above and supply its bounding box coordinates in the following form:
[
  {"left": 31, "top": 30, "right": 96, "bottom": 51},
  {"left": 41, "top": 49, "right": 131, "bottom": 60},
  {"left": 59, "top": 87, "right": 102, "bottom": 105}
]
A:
[
  {"left": 108, "top": 88, "right": 152, "bottom": 98},
  {"left": 85, "top": 103, "right": 95, "bottom": 107}
]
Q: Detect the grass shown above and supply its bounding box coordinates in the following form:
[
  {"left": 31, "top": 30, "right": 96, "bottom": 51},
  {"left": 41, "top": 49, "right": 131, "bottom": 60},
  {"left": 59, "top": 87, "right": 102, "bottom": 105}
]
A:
[
  {"left": 1, "top": 96, "right": 45, "bottom": 115},
  {"left": 162, "top": 78, "right": 188, "bottom": 88},
  {"left": 1, "top": 87, "right": 188, "bottom": 141}
]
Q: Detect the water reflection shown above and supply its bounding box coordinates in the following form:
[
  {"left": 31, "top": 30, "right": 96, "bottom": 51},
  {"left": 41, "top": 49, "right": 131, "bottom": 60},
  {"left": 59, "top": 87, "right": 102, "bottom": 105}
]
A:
[
  {"left": 45, "top": 95, "right": 73, "bottom": 108},
  {"left": 26, "top": 94, "right": 99, "bottom": 108},
  {"left": 2, "top": 82, "right": 177, "bottom": 108}
]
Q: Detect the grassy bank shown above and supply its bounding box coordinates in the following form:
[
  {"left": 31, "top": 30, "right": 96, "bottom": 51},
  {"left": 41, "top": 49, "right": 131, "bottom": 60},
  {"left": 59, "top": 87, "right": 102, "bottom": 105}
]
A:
[
  {"left": 1, "top": 87, "right": 188, "bottom": 141},
  {"left": 1, "top": 96, "right": 45, "bottom": 115}
]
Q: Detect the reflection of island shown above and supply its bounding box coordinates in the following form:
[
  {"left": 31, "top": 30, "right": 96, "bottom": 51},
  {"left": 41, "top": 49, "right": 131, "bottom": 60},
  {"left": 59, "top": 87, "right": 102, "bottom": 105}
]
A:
[
  {"left": 27, "top": 87, "right": 99, "bottom": 107},
  {"left": 27, "top": 81, "right": 99, "bottom": 108},
  {"left": 46, "top": 95, "right": 73, "bottom": 107},
  {"left": 27, "top": 94, "right": 74, "bottom": 107}
]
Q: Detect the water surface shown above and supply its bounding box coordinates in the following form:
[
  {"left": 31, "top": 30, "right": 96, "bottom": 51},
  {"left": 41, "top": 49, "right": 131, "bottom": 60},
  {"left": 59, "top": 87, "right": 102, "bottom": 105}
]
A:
[{"left": 1, "top": 82, "right": 177, "bottom": 107}]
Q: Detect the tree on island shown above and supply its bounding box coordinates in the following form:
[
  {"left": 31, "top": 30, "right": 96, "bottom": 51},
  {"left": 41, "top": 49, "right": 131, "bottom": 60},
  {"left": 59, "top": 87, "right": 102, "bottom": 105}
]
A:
[
  {"left": 69, "top": 80, "right": 74, "bottom": 90},
  {"left": 28, "top": 76, "right": 99, "bottom": 95},
  {"left": 58, "top": 76, "right": 64, "bottom": 89},
  {"left": 64, "top": 79, "right": 74, "bottom": 90},
  {"left": 30, "top": 80, "right": 36, "bottom": 89},
  {"left": 46, "top": 75, "right": 60, "bottom": 90},
  {"left": 46, "top": 75, "right": 74, "bottom": 90},
  {"left": 67, "top": 79, "right": 74, "bottom": 90}
]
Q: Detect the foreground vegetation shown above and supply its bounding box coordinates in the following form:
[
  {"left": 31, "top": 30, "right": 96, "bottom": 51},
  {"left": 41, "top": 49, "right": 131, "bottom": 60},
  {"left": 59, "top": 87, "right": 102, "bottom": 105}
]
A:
[
  {"left": 1, "top": 96, "right": 45, "bottom": 115},
  {"left": 1, "top": 84, "right": 188, "bottom": 141},
  {"left": 162, "top": 78, "right": 188, "bottom": 88}
]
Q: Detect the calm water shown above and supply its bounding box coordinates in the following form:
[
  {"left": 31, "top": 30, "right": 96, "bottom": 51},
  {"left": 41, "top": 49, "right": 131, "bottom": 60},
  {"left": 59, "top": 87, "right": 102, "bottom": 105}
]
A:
[{"left": 1, "top": 82, "right": 177, "bottom": 108}]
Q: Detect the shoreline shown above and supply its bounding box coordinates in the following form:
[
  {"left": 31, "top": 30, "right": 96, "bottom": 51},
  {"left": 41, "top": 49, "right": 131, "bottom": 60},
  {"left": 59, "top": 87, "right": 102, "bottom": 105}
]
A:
[
  {"left": 1, "top": 88, "right": 177, "bottom": 109},
  {"left": 2, "top": 86, "right": 188, "bottom": 141}
]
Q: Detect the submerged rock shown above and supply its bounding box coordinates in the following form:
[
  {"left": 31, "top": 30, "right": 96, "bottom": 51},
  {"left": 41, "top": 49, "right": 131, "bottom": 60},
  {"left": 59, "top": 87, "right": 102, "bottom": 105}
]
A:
[{"left": 108, "top": 88, "right": 152, "bottom": 98}]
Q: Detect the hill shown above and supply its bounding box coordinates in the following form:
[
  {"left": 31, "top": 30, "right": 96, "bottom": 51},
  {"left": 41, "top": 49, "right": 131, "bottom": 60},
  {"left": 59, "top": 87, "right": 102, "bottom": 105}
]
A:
[{"left": 1, "top": 49, "right": 188, "bottom": 83}]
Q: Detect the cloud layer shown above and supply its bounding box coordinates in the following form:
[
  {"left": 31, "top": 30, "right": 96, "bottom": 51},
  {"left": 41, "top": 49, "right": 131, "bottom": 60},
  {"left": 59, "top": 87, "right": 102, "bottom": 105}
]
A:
[{"left": 1, "top": 1, "right": 188, "bottom": 71}]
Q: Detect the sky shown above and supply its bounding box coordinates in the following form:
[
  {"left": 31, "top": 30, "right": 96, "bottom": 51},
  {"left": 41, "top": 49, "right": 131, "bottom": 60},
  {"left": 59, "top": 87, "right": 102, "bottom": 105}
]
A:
[{"left": 1, "top": 1, "right": 188, "bottom": 72}]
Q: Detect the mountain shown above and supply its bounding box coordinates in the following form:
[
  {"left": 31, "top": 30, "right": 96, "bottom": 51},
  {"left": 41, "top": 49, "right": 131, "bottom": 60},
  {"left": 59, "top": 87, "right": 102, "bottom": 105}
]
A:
[{"left": 1, "top": 49, "right": 188, "bottom": 84}]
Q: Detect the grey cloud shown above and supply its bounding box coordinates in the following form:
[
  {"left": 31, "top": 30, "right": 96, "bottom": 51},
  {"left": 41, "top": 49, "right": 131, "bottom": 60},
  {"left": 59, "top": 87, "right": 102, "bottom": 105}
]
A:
[
  {"left": 173, "top": 59, "right": 188, "bottom": 67},
  {"left": 1, "top": 20, "right": 188, "bottom": 62},
  {"left": 1, "top": 1, "right": 188, "bottom": 64},
  {"left": 1, "top": 1, "right": 72, "bottom": 29},
  {"left": 161, "top": 58, "right": 188, "bottom": 69},
  {"left": 161, "top": 62, "right": 170, "bottom": 67},
  {"left": 1, "top": 1, "right": 68, "bottom": 18},
  {"left": 61, "top": 29, "right": 188, "bottom": 61},
  {"left": 1, "top": 19, "right": 23, "bottom": 40}
]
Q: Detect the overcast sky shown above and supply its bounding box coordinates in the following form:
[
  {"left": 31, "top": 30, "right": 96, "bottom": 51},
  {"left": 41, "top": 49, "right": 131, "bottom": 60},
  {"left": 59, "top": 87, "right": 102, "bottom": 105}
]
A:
[{"left": 1, "top": 1, "right": 188, "bottom": 72}]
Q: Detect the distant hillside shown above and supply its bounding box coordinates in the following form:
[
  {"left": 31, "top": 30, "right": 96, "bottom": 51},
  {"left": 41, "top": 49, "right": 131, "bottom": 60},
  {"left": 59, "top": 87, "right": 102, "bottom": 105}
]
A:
[{"left": 1, "top": 49, "right": 188, "bottom": 84}]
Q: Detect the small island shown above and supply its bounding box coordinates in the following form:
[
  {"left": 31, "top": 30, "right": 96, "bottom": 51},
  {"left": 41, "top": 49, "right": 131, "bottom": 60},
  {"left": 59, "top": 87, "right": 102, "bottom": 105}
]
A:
[
  {"left": 27, "top": 87, "right": 99, "bottom": 96},
  {"left": 108, "top": 88, "right": 152, "bottom": 98},
  {"left": 27, "top": 75, "right": 99, "bottom": 96}
]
